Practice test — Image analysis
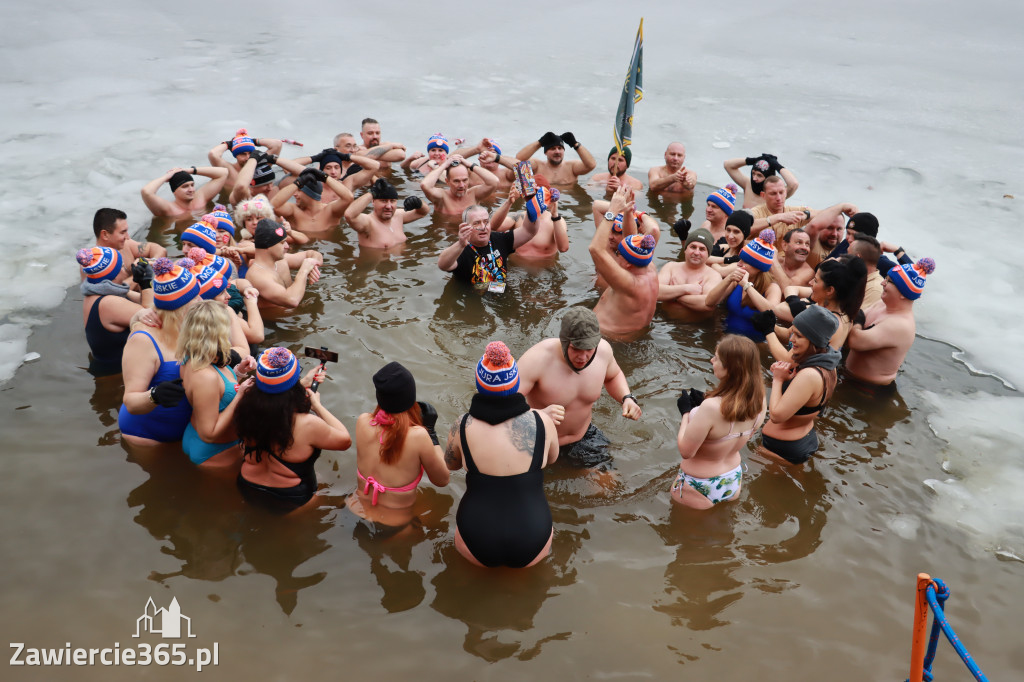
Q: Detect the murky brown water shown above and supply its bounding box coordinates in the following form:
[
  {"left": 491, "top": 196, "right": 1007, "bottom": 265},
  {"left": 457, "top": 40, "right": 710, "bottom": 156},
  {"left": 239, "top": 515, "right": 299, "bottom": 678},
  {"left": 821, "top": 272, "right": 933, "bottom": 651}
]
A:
[{"left": 1, "top": 176, "right": 1020, "bottom": 680}]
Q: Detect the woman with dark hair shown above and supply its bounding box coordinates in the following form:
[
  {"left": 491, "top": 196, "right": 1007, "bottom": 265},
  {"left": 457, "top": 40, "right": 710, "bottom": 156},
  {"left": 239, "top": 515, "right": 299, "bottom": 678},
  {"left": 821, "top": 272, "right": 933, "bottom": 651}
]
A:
[
  {"left": 445, "top": 341, "right": 560, "bottom": 568},
  {"left": 707, "top": 210, "right": 754, "bottom": 272},
  {"left": 672, "top": 335, "right": 767, "bottom": 509},
  {"left": 771, "top": 254, "right": 868, "bottom": 355},
  {"left": 349, "top": 362, "right": 450, "bottom": 527},
  {"left": 234, "top": 348, "right": 351, "bottom": 512},
  {"left": 761, "top": 306, "right": 841, "bottom": 466}
]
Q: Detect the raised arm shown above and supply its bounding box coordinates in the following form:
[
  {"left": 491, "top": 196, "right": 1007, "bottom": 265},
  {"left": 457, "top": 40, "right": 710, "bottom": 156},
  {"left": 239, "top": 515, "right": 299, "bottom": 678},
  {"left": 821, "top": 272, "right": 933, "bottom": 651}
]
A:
[
  {"left": 207, "top": 142, "right": 231, "bottom": 168},
  {"left": 343, "top": 192, "right": 374, "bottom": 237},
  {"left": 420, "top": 159, "right": 452, "bottom": 203},
  {"left": 516, "top": 138, "right": 543, "bottom": 162},
  {"left": 140, "top": 169, "right": 180, "bottom": 217},
  {"left": 468, "top": 161, "right": 499, "bottom": 200},
  {"left": 564, "top": 134, "right": 597, "bottom": 175},
  {"left": 588, "top": 188, "right": 636, "bottom": 292},
  {"left": 194, "top": 166, "right": 229, "bottom": 204}
]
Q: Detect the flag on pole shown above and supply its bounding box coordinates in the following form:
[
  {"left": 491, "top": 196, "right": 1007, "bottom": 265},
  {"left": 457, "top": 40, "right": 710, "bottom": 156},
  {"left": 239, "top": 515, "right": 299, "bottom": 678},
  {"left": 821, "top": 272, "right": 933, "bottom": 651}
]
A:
[{"left": 613, "top": 18, "right": 644, "bottom": 156}]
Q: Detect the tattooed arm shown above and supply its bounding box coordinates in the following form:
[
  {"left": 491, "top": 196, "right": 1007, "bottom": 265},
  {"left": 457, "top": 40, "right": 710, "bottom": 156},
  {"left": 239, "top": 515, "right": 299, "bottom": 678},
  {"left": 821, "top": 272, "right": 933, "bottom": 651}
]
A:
[{"left": 444, "top": 417, "right": 464, "bottom": 471}]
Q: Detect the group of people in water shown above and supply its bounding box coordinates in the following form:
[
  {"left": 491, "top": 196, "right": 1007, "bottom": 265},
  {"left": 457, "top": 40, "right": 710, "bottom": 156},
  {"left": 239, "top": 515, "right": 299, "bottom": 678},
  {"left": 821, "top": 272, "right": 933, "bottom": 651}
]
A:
[{"left": 76, "top": 120, "right": 935, "bottom": 568}]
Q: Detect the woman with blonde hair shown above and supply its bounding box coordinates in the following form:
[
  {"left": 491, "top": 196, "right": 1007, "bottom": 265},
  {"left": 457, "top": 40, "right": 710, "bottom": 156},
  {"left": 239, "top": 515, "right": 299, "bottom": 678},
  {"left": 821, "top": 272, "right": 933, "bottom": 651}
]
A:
[
  {"left": 672, "top": 335, "right": 767, "bottom": 509},
  {"left": 118, "top": 257, "right": 202, "bottom": 446},
  {"left": 349, "top": 362, "right": 450, "bottom": 527},
  {"left": 178, "top": 300, "right": 254, "bottom": 467}
]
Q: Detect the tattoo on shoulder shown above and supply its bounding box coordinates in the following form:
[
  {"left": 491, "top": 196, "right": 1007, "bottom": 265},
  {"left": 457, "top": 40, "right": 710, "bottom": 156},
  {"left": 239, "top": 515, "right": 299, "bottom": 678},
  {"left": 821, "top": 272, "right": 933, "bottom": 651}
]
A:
[
  {"left": 506, "top": 413, "right": 537, "bottom": 456},
  {"left": 444, "top": 420, "right": 461, "bottom": 468}
]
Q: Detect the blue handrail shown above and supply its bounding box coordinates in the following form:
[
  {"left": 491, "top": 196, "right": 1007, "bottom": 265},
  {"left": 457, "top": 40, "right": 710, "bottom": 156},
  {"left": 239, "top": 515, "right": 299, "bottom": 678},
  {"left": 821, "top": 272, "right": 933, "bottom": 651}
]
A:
[{"left": 908, "top": 577, "right": 989, "bottom": 682}]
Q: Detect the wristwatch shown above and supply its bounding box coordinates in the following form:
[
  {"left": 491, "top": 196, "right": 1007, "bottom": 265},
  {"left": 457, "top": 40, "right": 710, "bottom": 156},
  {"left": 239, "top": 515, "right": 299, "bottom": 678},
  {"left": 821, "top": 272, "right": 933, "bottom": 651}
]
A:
[
  {"left": 604, "top": 211, "right": 616, "bottom": 222},
  {"left": 622, "top": 393, "right": 638, "bottom": 406}
]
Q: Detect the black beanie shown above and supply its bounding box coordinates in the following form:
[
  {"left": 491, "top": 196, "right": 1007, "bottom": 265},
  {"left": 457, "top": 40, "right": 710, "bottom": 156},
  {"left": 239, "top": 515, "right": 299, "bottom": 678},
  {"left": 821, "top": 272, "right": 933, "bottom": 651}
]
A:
[{"left": 373, "top": 362, "right": 416, "bottom": 413}]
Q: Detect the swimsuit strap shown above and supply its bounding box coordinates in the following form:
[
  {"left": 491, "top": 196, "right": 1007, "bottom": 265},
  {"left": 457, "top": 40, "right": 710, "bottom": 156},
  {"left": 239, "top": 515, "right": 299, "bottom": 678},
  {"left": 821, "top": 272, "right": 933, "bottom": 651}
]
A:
[
  {"left": 529, "top": 411, "right": 545, "bottom": 472},
  {"left": 212, "top": 364, "right": 235, "bottom": 387},
  {"left": 459, "top": 414, "right": 479, "bottom": 475},
  {"left": 129, "top": 330, "right": 164, "bottom": 364}
]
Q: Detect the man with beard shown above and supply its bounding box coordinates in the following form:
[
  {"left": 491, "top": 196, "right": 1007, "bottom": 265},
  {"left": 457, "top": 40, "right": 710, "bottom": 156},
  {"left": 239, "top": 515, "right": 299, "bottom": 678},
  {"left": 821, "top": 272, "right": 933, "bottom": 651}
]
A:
[
  {"left": 657, "top": 228, "right": 722, "bottom": 321},
  {"left": 516, "top": 307, "right": 641, "bottom": 467},
  {"left": 648, "top": 142, "right": 698, "bottom": 195},
  {"left": 421, "top": 153, "right": 499, "bottom": 216},
  {"left": 515, "top": 131, "right": 597, "bottom": 186},
  {"left": 140, "top": 165, "right": 229, "bottom": 218},
  {"left": 437, "top": 201, "right": 543, "bottom": 285},
  {"left": 723, "top": 152, "right": 800, "bottom": 208},
  {"left": 771, "top": 228, "right": 815, "bottom": 289},
  {"left": 801, "top": 202, "right": 860, "bottom": 268},
  {"left": 591, "top": 147, "right": 644, "bottom": 194},
  {"left": 357, "top": 117, "right": 407, "bottom": 166},
  {"left": 343, "top": 178, "right": 430, "bottom": 249}
]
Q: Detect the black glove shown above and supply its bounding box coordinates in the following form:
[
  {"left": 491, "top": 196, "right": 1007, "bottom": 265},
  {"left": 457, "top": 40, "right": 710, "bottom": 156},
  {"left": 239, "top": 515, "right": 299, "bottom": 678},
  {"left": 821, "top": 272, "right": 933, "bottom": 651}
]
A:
[
  {"left": 786, "top": 295, "right": 809, "bottom": 317},
  {"left": 151, "top": 379, "right": 186, "bottom": 408},
  {"left": 676, "top": 388, "right": 706, "bottom": 416},
  {"left": 672, "top": 218, "right": 692, "bottom": 242},
  {"left": 309, "top": 148, "right": 332, "bottom": 163},
  {"left": 560, "top": 132, "right": 579, "bottom": 149},
  {"left": 761, "top": 153, "right": 783, "bottom": 171},
  {"left": 403, "top": 196, "right": 422, "bottom": 212},
  {"left": 303, "top": 167, "right": 327, "bottom": 182},
  {"left": 539, "top": 131, "right": 560, "bottom": 148},
  {"left": 339, "top": 153, "right": 351, "bottom": 162},
  {"left": 131, "top": 260, "right": 153, "bottom": 289},
  {"left": 853, "top": 309, "right": 866, "bottom": 327},
  {"left": 752, "top": 310, "right": 777, "bottom": 335},
  {"left": 744, "top": 156, "right": 760, "bottom": 166},
  {"left": 417, "top": 401, "right": 440, "bottom": 446},
  {"left": 294, "top": 172, "right": 310, "bottom": 190}
]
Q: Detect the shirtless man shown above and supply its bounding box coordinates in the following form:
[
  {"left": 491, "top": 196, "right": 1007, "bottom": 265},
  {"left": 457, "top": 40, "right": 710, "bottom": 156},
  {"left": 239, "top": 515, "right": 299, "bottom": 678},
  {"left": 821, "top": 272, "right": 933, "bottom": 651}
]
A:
[
  {"left": 591, "top": 147, "right": 644, "bottom": 194},
  {"left": 648, "top": 142, "right": 697, "bottom": 195},
  {"left": 421, "top": 154, "right": 498, "bottom": 216},
  {"left": 452, "top": 138, "right": 516, "bottom": 189},
  {"left": 657, "top": 228, "right": 723, "bottom": 321},
  {"left": 229, "top": 152, "right": 306, "bottom": 205},
  {"left": 207, "top": 130, "right": 284, "bottom": 192},
  {"left": 515, "top": 131, "right": 596, "bottom": 186},
  {"left": 245, "top": 218, "right": 323, "bottom": 309},
  {"left": 802, "top": 202, "right": 860, "bottom": 268},
  {"left": 92, "top": 208, "right": 165, "bottom": 279},
  {"left": 505, "top": 186, "right": 569, "bottom": 260},
  {"left": 590, "top": 201, "right": 661, "bottom": 290},
  {"left": 770, "top": 228, "right": 814, "bottom": 289},
  {"left": 343, "top": 178, "right": 430, "bottom": 249},
  {"left": 140, "top": 165, "right": 228, "bottom": 218},
  {"left": 299, "top": 133, "right": 380, "bottom": 190},
  {"left": 357, "top": 118, "right": 407, "bottom": 166},
  {"left": 402, "top": 133, "right": 450, "bottom": 173},
  {"left": 271, "top": 168, "right": 353, "bottom": 233},
  {"left": 589, "top": 187, "right": 660, "bottom": 337},
  {"left": 748, "top": 176, "right": 813, "bottom": 239},
  {"left": 516, "top": 307, "right": 642, "bottom": 466},
  {"left": 723, "top": 153, "right": 799, "bottom": 209},
  {"left": 845, "top": 258, "right": 935, "bottom": 386},
  {"left": 849, "top": 234, "right": 884, "bottom": 309}
]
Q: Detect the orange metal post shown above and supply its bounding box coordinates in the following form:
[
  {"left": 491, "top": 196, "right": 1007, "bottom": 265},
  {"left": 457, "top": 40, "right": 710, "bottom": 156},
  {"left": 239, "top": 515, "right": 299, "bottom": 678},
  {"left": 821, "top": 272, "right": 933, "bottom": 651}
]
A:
[{"left": 908, "top": 573, "right": 933, "bottom": 682}]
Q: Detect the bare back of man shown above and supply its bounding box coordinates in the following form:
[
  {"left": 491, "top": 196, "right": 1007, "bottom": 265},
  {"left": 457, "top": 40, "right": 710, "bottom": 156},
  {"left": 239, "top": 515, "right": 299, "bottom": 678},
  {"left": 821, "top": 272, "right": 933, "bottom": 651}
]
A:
[{"left": 845, "top": 298, "right": 916, "bottom": 385}]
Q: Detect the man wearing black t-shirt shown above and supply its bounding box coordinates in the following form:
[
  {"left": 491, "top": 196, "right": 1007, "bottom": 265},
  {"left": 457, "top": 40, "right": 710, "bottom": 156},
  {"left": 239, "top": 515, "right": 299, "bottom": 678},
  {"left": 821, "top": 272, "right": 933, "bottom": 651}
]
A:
[{"left": 438, "top": 201, "right": 543, "bottom": 285}]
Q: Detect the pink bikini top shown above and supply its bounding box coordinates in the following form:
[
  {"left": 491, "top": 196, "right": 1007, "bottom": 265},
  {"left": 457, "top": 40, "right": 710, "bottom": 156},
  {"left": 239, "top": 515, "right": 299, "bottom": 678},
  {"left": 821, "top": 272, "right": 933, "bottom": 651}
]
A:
[{"left": 357, "top": 467, "right": 424, "bottom": 506}]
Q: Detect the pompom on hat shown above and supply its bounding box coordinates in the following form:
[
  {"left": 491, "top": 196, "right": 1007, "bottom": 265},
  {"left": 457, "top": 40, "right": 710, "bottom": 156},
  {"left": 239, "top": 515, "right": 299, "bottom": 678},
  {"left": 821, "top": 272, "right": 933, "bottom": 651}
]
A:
[
  {"left": 617, "top": 234, "right": 657, "bottom": 267},
  {"left": 187, "top": 248, "right": 232, "bottom": 299},
  {"left": 475, "top": 341, "right": 520, "bottom": 395},
  {"left": 888, "top": 257, "right": 935, "bottom": 301},
  {"left": 740, "top": 228, "right": 776, "bottom": 272},
  {"left": 76, "top": 247, "right": 122, "bottom": 282},
  {"left": 152, "top": 257, "right": 200, "bottom": 310},
  {"left": 426, "top": 133, "right": 449, "bottom": 154},
  {"left": 230, "top": 128, "right": 256, "bottom": 157},
  {"left": 181, "top": 217, "right": 219, "bottom": 254},
  {"left": 707, "top": 187, "right": 736, "bottom": 216},
  {"left": 256, "top": 347, "right": 300, "bottom": 394}
]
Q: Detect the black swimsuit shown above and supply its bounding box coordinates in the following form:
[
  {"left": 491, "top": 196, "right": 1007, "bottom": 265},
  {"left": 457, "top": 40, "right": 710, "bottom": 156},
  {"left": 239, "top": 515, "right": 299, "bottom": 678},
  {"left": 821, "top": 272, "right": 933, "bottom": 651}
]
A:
[
  {"left": 237, "top": 448, "right": 322, "bottom": 513},
  {"left": 84, "top": 296, "right": 130, "bottom": 367},
  {"left": 456, "top": 412, "right": 552, "bottom": 568}
]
